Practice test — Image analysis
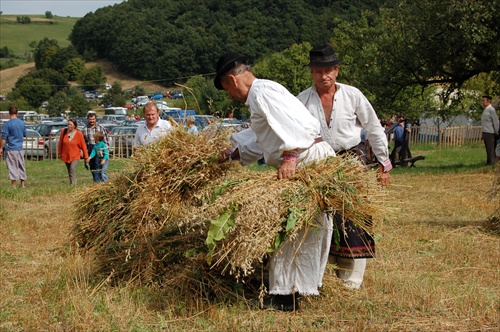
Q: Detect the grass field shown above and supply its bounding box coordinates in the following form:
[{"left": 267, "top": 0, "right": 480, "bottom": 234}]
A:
[
  {"left": 0, "top": 144, "right": 499, "bottom": 331},
  {"left": 0, "top": 15, "right": 77, "bottom": 59}
]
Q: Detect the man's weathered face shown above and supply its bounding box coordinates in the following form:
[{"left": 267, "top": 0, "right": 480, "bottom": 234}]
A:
[
  {"left": 143, "top": 106, "right": 159, "bottom": 126},
  {"left": 221, "top": 74, "right": 246, "bottom": 103},
  {"left": 310, "top": 66, "right": 339, "bottom": 91}
]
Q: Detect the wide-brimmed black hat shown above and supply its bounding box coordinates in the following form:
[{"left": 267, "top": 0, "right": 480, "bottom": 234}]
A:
[
  {"left": 306, "top": 45, "right": 342, "bottom": 67},
  {"left": 214, "top": 52, "right": 252, "bottom": 90}
]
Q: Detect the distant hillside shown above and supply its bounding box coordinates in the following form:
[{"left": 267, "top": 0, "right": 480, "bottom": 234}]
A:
[
  {"left": 0, "top": 15, "right": 78, "bottom": 58},
  {"left": 0, "top": 60, "right": 167, "bottom": 95}
]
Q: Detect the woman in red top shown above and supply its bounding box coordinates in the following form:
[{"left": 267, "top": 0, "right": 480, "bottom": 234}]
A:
[{"left": 58, "top": 118, "right": 89, "bottom": 185}]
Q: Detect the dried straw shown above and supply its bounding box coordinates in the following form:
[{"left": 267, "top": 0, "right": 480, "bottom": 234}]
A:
[{"left": 71, "top": 127, "right": 385, "bottom": 293}]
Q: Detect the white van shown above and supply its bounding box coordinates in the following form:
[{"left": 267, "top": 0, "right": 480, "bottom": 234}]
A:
[
  {"left": 136, "top": 96, "right": 150, "bottom": 106},
  {"left": 105, "top": 107, "right": 127, "bottom": 115}
]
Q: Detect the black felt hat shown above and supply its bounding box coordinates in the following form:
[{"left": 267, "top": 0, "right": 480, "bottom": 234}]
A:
[
  {"left": 307, "top": 45, "right": 342, "bottom": 67},
  {"left": 214, "top": 52, "right": 252, "bottom": 90}
]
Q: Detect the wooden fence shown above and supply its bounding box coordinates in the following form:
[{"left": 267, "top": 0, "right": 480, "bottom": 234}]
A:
[
  {"left": 405, "top": 126, "right": 482, "bottom": 147},
  {"left": 23, "top": 127, "right": 484, "bottom": 161}
]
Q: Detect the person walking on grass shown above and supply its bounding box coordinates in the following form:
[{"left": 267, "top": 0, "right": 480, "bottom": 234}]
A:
[
  {"left": 58, "top": 118, "right": 89, "bottom": 185},
  {"left": 86, "top": 132, "right": 109, "bottom": 182},
  {"left": 0, "top": 105, "right": 26, "bottom": 188},
  {"left": 481, "top": 95, "right": 499, "bottom": 165},
  {"left": 82, "top": 112, "right": 109, "bottom": 182}
]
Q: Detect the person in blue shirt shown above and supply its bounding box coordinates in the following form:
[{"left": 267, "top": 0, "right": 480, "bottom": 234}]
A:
[
  {"left": 0, "top": 105, "right": 27, "bottom": 188},
  {"left": 85, "top": 132, "right": 109, "bottom": 182},
  {"left": 390, "top": 120, "right": 405, "bottom": 166}
]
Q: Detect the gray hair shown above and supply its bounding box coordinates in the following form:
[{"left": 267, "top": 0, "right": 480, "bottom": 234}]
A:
[{"left": 222, "top": 63, "right": 252, "bottom": 85}]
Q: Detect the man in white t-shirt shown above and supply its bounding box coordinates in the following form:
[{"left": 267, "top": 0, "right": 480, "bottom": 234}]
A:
[{"left": 134, "top": 102, "right": 172, "bottom": 147}]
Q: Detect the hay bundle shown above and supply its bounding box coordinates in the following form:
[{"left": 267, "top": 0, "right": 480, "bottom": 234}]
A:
[{"left": 72, "top": 127, "right": 384, "bottom": 292}]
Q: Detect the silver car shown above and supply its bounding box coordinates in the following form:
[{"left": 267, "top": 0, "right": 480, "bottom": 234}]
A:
[{"left": 24, "top": 129, "right": 45, "bottom": 160}]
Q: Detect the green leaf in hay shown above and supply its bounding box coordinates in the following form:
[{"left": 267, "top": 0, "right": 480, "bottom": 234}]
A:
[
  {"left": 211, "top": 179, "right": 245, "bottom": 202},
  {"left": 205, "top": 203, "right": 238, "bottom": 264},
  {"left": 266, "top": 208, "right": 301, "bottom": 253},
  {"left": 285, "top": 208, "right": 297, "bottom": 232},
  {"left": 332, "top": 224, "right": 340, "bottom": 251},
  {"left": 267, "top": 232, "right": 286, "bottom": 253}
]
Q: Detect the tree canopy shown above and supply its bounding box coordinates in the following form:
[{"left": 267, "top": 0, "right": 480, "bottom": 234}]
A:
[
  {"left": 332, "top": 0, "right": 500, "bottom": 118},
  {"left": 69, "top": 0, "right": 382, "bottom": 85}
]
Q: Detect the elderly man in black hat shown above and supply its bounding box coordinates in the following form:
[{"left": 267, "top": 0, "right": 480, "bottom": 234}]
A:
[
  {"left": 214, "top": 51, "right": 336, "bottom": 311},
  {"left": 298, "top": 45, "right": 391, "bottom": 290}
]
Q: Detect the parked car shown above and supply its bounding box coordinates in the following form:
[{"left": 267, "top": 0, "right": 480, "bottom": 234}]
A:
[
  {"left": 120, "top": 119, "right": 143, "bottom": 127},
  {"left": 151, "top": 93, "right": 163, "bottom": 100},
  {"left": 111, "top": 126, "right": 138, "bottom": 158},
  {"left": 24, "top": 129, "right": 45, "bottom": 160},
  {"left": 194, "top": 115, "right": 216, "bottom": 129},
  {"left": 136, "top": 96, "right": 150, "bottom": 106},
  {"left": 155, "top": 101, "right": 177, "bottom": 112},
  {"left": 102, "top": 115, "right": 126, "bottom": 123},
  {"left": 43, "top": 129, "right": 62, "bottom": 159},
  {"left": 84, "top": 92, "right": 96, "bottom": 99},
  {"left": 34, "top": 122, "right": 68, "bottom": 137},
  {"left": 170, "top": 91, "right": 183, "bottom": 99}
]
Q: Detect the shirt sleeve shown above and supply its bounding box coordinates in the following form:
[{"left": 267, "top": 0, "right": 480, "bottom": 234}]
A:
[{"left": 253, "top": 91, "right": 317, "bottom": 153}]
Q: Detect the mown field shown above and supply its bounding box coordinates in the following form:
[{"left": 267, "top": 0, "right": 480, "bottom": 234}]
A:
[{"left": 0, "top": 143, "right": 498, "bottom": 331}]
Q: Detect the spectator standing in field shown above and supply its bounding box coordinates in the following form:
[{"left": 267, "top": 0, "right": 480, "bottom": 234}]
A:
[
  {"left": 481, "top": 95, "right": 499, "bottom": 165},
  {"left": 134, "top": 102, "right": 172, "bottom": 147},
  {"left": 58, "top": 118, "right": 89, "bottom": 185},
  {"left": 297, "top": 45, "right": 391, "bottom": 290},
  {"left": 86, "top": 132, "right": 109, "bottom": 182},
  {"left": 390, "top": 120, "right": 405, "bottom": 166},
  {"left": 214, "top": 52, "right": 335, "bottom": 311},
  {"left": 0, "top": 105, "right": 26, "bottom": 188},
  {"left": 82, "top": 112, "right": 109, "bottom": 182},
  {"left": 186, "top": 115, "right": 199, "bottom": 134}
]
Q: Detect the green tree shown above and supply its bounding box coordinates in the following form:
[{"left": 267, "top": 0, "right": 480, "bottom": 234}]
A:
[
  {"left": 34, "top": 38, "right": 60, "bottom": 70},
  {"left": 8, "top": 68, "right": 69, "bottom": 108},
  {"left": 68, "top": 92, "right": 91, "bottom": 117},
  {"left": 63, "top": 57, "right": 85, "bottom": 81},
  {"left": 50, "top": 45, "right": 80, "bottom": 73},
  {"left": 77, "top": 66, "right": 106, "bottom": 90},
  {"left": 333, "top": 0, "right": 500, "bottom": 116},
  {"left": 0, "top": 46, "right": 12, "bottom": 58},
  {"left": 45, "top": 11, "right": 53, "bottom": 19},
  {"left": 47, "top": 92, "right": 69, "bottom": 117},
  {"left": 8, "top": 77, "right": 52, "bottom": 108},
  {"left": 102, "top": 82, "right": 126, "bottom": 107},
  {"left": 253, "top": 43, "right": 313, "bottom": 96}
]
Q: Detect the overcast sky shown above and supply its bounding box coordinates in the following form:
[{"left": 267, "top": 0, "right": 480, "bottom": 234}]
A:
[{"left": 0, "top": 0, "right": 125, "bottom": 18}]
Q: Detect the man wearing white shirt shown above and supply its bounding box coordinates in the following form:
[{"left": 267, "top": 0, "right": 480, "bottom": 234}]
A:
[
  {"left": 134, "top": 102, "right": 172, "bottom": 147},
  {"left": 298, "top": 45, "right": 391, "bottom": 290},
  {"left": 214, "top": 52, "right": 335, "bottom": 311}
]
